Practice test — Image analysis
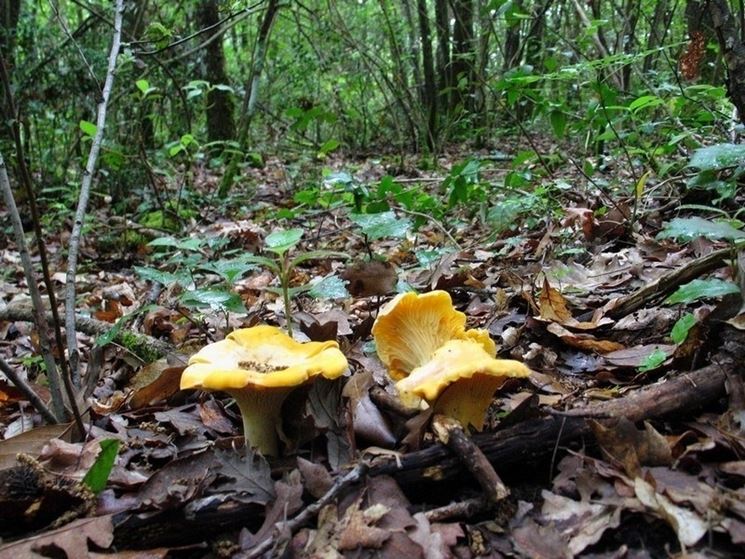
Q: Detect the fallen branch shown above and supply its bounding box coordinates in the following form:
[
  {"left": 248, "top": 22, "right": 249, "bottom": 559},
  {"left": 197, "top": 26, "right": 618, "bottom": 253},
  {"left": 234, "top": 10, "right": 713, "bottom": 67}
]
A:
[
  {"left": 245, "top": 462, "right": 368, "bottom": 558},
  {"left": 0, "top": 305, "right": 175, "bottom": 361},
  {"left": 605, "top": 244, "right": 742, "bottom": 320}
]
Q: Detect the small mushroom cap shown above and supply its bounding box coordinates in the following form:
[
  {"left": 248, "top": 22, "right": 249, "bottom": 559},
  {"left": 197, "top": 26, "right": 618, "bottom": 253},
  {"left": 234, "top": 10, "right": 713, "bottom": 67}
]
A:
[
  {"left": 372, "top": 291, "right": 495, "bottom": 380},
  {"left": 396, "top": 339, "right": 532, "bottom": 401},
  {"left": 180, "top": 325, "right": 349, "bottom": 391},
  {"left": 395, "top": 339, "right": 532, "bottom": 429}
]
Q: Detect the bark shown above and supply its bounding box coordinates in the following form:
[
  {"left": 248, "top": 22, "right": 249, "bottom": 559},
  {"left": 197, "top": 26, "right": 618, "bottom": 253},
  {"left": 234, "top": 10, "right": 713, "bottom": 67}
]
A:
[
  {"left": 197, "top": 0, "right": 235, "bottom": 143},
  {"left": 417, "top": 0, "right": 438, "bottom": 148},
  {"left": 0, "top": 0, "right": 20, "bottom": 148},
  {"left": 0, "top": 151, "right": 64, "bottom": 421},
  {"left": 219, "top": 0, "right": 280, "bottom": 197},
  {"left": 0, "top": 0, "right": 20, "bottom": 64},
  {"left": 707, "top": 0, "right": 745, "bottom": 124},
  {"left": 434, "top": 0, "right": 450, "bottom": 107},
  {"left": 65, "top": 0, "right": 125, "bottom": 385},
  {"left": 450, "top": 0, "right": 475, "bottom": 111},
  {"left": 502, "top": 16, "right": 520, "bottom": 71},
  {"left": 643, "top": 0, "right": 671, "bottom": 73},
  {"left": 621, "top": 0, "right": 640, "bottom": 91}
]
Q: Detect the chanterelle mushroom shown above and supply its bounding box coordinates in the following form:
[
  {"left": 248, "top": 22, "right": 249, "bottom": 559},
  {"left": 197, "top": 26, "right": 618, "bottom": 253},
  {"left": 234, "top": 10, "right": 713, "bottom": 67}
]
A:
[
  {"left": 372, "top": 291, "right": 531, "bottom": 429},
  {"left": 180, "top": 325, "right": 348, "bottom": 456}
]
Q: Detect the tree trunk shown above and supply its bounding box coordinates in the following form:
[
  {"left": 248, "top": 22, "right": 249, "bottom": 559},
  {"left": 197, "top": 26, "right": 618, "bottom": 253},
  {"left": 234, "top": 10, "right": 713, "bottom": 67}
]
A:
[
  {"left": 620, "top": 0, "right": 639, "bottom": 91},
  {"left": 0, "top": 0, "right": 21, "bottom": 66},
  {"left": 218, "top": 0, "right": 280, "bottom": 197},
  {"left": 450, "top": 0, "right": 475, "bottom": 112},
  {"left": 197, "top": 0, "right": 235, "bottom": 143},
  {"left": 417, "top": 0, "right": 438, "bottom": 149},
  {"left": 706, "top": 0, "right": 745, "bottom": 124},
  {"left": 434, "top": 0, "right": 450, "bottom": 110},
  {"left": 0, "top": 0, "right": 21, "bottom": 150},
  {"left": 643, "top": 0, "right": 670, "bottom": 73}
]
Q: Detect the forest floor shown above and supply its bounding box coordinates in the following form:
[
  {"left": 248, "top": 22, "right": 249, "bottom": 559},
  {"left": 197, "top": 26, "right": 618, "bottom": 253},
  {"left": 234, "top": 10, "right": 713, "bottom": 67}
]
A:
[{"left": 1, "top": 139, "right": 745, "bottom": 558}]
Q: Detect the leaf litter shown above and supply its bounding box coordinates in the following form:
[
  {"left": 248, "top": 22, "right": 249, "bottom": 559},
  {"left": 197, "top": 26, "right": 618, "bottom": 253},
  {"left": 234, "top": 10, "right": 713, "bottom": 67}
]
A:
[{"left": 1, "top": 147, "right": 745, "bottom": 557}]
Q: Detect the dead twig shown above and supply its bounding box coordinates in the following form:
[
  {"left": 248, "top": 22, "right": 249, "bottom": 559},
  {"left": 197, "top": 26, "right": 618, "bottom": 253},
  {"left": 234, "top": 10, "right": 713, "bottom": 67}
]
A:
[
  {"left": 432, "top": 414, "right": 509, "bottom": 502},
  {"left": 604, "top": 242, "right": 744, "bottom": 320},
  {"left": 0, "top": 356, "right": 58, "bottom": 424},
  {"left": 65, "top": 0, "right": 124, "bottom": 386},
  {"left": 244, "top": 462, "right": 368, "bottom": 558}
]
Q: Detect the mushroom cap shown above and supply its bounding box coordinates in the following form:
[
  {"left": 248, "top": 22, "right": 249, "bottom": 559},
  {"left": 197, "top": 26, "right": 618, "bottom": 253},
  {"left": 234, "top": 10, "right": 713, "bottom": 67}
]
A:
[
  {"left": 395, "top": 339, "right": 532, "bottom": 428},
  {"left": 372, "top": 291, "right": 496, "bottom": 380},
  {"left": 396, "top": 339, "right": 532, "bottom": 401},
  {"left": 180, "top": 325, "right": 349, "bottom": 391}
]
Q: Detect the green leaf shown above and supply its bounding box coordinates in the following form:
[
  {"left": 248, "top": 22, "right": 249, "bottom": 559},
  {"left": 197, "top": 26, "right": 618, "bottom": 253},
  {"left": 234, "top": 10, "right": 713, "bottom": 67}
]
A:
[
  {"left": 656, "top": 217, "right": 745, "bottom": 242},
  {"left": 671, "top": 313, "right": 697, "bottom": 344},
  {"left": 80, "top": 120, "right": 97, "bottom": 137},
  {"left": 148, "top": 237, "right": 205, "bottom": 251},
  {"left": 628, "top": 95, "right": 663, "bottom": 113},
  {"left": 318, "top": 139, "right": 340, "bottom": 156},
  {"left": 82, "top": 439, "right": 120, "bottom": 494},
  {"left": 665, "top": 278, "right": 740, "bottom": 305},
  {"left": 200, "top": 258, "right": 258, "bottom": 283},
  {"left": 638, "top": 348, "right": 668, "bottom": 372},
  {"left": 350, "top": 211, "right": 412, "bottom": 240},
  {"left": 688, "top": 143, "right": 745, "bottom": 171},
  {"left": 549, "top": 110, "right": 566, "bottom": 138},
  {"left": 307, "top": 275, "right": 349, "bottom": 300},
  {"left": 180, "top": 289, "right": 245, "bottom": 313},
  {"left": 135, "top": 79, "right": 150, "bottom": 94},
  {"left": 265, "top": 228, "right": 303, "bottom": 255},
  {"left": 134, "top": 266, "right": 192, "bottom": 288}
]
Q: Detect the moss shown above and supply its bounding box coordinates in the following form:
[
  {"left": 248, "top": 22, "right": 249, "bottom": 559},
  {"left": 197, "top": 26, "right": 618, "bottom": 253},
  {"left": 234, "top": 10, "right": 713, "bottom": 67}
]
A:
[{"left": 118, "top": 331, "right": 163, "bottom": 363}]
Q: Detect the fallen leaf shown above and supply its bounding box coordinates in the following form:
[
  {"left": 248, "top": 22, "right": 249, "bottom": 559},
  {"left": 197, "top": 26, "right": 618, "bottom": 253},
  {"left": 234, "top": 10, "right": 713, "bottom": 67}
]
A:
[
  {"left": 634, "top": 476, "right": 707, "bottom": 547},
  {"left": 0, "top": 515, "right": 114, "bottom": 557},
  {"left": 546, "top": 322, "right": 625, "bottom": 353},
  {"left": 343, "top": 259, "right": 397, "bottom": 297},
  {"left": 0, "top": 423, "right": 73, "bottom": 470}
]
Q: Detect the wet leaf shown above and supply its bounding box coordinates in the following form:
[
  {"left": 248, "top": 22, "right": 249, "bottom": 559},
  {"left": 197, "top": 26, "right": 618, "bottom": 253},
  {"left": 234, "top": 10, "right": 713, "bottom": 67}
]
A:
[
  {"left": 657, "top": 217, "right": 745, "bottom": 242},
  {"left": 350, "top": 211, "right": 412, "bottom": 240},
  {"left": 82, "top": 439, "right": 120, "bottom": 494},
  {"left": 664, "top": 278, "right": 740, "bottom": 304},
  {"left": 688, "top": 143, "right": 745, "bottom": 171}
]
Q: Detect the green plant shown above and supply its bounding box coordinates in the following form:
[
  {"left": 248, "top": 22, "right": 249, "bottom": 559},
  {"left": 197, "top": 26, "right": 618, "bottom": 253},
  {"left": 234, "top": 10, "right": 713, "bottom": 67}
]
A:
[{"left": 240, "top": 228, "right": 349, "bottom": 335}]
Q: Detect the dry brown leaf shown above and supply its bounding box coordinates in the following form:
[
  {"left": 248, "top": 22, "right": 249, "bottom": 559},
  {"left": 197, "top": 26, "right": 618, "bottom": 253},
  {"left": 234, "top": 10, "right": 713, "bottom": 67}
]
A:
[
  {"left": 590, "top": 418, "right": 672, "bottom": 477},
  {"left": 343, "top": 259, "right": 397, "bottom": 297},
  {"left": 634, "top": 476, "right": 707, "bottom": 547},
  {"left": 0, "top": 515, "right": 114, "bottom": 557},
  {"left": 603, "top": 344, "right": 676, "bottom": 368},
  {"left": 546, "top": 322, "right": 625, "bottom": 353},
  {"left": 0, "top": 423, "right": 73, "bottom": 470},
  {"left": 128, "top": 363, "right": 185, "bottom": 409}
]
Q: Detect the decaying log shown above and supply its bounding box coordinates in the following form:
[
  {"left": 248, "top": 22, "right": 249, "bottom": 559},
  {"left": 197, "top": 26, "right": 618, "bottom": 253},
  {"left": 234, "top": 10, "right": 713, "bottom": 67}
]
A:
[{"left": 0, "top": 304, "right": 175, "bottom": 360}]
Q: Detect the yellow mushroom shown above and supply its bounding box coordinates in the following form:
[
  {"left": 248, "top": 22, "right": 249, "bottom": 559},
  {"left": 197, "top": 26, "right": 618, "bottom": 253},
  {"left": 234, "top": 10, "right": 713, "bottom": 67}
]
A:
[
  {"left": 395, "top": 339, "right": 531, "bottom": 429},
  {"left": 372, "top": 291, "right": 496, "bottom": 380},
  {"left": 372, "top": 290, "right": 531, "bottom": 429},
  {"left": 180, "top": 325, "right": 348, "bottom": 456}
]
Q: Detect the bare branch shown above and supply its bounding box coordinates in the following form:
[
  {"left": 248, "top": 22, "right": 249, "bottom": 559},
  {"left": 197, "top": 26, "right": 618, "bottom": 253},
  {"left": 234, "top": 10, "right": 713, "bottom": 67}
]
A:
[{"left": 65, "top": 0, "right": 125, "bottom": 386}]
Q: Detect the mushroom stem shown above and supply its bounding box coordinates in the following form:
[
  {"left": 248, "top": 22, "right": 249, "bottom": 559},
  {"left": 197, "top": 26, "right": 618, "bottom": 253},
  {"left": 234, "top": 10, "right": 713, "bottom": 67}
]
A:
[
  {"left": 433, "top": 374, "right": 507, "bottom": 430},
  {"left": 231, "top": 387, "right": 293, "bottom": 456}
]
